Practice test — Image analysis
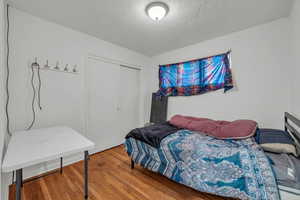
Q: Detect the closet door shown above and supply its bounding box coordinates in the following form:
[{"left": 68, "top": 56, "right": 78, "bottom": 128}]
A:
[
  {"left": 86, "top": 58, "right": 121, "bottom": 154},
  {"left": 118, "top": 67, "right": 140, "bottom": 138}
]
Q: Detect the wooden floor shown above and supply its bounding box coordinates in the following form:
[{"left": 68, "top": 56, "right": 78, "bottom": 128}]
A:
[{"left": 9, "top": 145, "right": 231, "bottom": 200}]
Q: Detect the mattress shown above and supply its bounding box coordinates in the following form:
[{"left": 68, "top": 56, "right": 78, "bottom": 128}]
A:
[{"left": 125, "top": 130, "right": 280, "bottom": 200}]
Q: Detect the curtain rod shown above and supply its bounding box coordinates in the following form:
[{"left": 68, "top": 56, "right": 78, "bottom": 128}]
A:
[{"left": 159, "top": 49, "right": 231, "bottom": 67}]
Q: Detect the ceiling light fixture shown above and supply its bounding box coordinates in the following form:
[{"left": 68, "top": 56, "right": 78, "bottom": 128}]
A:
[{"left": 146, "top": 2, "right": 169, "bottom": 21}]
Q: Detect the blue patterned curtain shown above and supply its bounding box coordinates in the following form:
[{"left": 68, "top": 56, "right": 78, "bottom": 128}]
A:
[{"left": 157, "top": 52, "right": 233, "bottom": 96}]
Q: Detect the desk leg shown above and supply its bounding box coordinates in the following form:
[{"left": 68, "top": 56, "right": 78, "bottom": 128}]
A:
[
  {"left": 84, "top": 151, "right": 89, "bottom": 199},
  {"left": 60, "top": 157, "right": 63, "bottom": 174},
  {"left": 16, "top": 169, "right": 23, "bottom": 200},
  {"left": 131, "top": 159, "right": 134, "bottom": 169},
  {"left": 21, "top": 169, "right": 23, "bottom": 187}
]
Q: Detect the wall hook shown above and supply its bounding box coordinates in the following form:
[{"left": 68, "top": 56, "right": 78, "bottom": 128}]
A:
[
  {"left": 44, "top": 60, "right": 50, "bottom": 68},
  {"left": 64, "top": 64, "right": 69, "bottom": 72},
  {"left": 29, "top": 58, "right": 79, "bottom": 75},
  {"left": 54, "top": 61, "right": 60, "bottom": 70},
  {"left": 72, "top": 65, "right": 77, "bottom": 73},
  {"left": 32, "top": 57, "right": 39, "bottom": 67}
]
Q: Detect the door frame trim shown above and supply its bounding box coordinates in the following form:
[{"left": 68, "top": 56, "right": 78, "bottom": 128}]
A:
[{"left": 87, "top": 53, "right": 142, "bottom": 71}]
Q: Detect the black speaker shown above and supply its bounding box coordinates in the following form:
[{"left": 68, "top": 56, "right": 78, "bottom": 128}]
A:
[{"left": 150, "top": 93, "right": 168, "bottom": 123}]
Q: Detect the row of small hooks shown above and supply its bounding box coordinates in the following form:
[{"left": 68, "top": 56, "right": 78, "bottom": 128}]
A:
[{"left": 31, "top": 58, "right": 79, "bottom": 74}]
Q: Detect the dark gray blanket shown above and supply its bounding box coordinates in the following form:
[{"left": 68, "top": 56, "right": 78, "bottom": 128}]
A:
[
  {"left": 125, "top": 122, "right": 180, "bottom": 148},
  {"left": 256, "top": 129, "right": 294, "bottom": 144}
]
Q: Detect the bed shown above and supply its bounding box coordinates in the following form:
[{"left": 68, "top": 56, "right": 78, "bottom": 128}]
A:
[
  {"left": 276, "top": 113, "right": 300, "bottom": 200},
  {"left": 124, "top": 112, "right": 300, "bottom": 200}
]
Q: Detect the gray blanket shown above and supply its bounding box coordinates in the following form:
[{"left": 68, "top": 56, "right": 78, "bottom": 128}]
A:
[
  {"left": 125, "top": 122, "right": 180, "bottom": 148},
  {"left": 266, "top": 152, "right": 300, "bottom": 190}
]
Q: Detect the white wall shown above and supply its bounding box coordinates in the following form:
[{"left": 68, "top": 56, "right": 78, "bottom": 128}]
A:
[
  {"left": 0, "top": 1, "right": 9, "bottom": 199},
  {"left": 9, "top": 8, "right": 150, "bottom": 133},
  {"left": 149, "top": 19, "right": 292, "bottom": 129},
  {"left": 0, "top": 0, "right": 5, "bottom": 197},
  {"left": 5, "top": 6, "right": 151, "bottom": 189},
  {"left": 290, "top": 0, "right": 300, "bottom": 118}
]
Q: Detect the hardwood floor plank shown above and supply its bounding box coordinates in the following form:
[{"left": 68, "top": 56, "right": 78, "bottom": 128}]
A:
[
  {"left": 39, "top": 179, "right": 53, "bottom": 200},
  {"left": 9, "top": 145, "right": 230, "bottom": 200}
]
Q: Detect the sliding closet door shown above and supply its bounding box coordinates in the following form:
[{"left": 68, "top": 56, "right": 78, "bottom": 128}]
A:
[
  {"left": 86, "top": 57, "right": 140, "bottom": 154},
  {"left": 86, "top": 58, "right": 121, "bottom": 154},
  {"left": 118, "top": 67, "right": 140, "bottom": 138}
]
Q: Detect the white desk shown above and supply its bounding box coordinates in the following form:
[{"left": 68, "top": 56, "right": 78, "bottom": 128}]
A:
[{"left": 2, "top": 126, "right": 95, "bottom": 200}]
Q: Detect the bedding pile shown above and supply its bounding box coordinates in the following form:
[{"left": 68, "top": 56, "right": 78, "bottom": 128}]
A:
[
  {"left": 125, "top": 130, "right": 280, "bottom": 200},
  {"left": 170, "top": 115, "right": 257, "bottom": 139}
]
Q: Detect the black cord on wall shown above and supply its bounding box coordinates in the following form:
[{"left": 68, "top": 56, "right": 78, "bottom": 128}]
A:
[
  {"left": 37, "top": 66, "right": 42, "bottom": 110},
  {"left": 6, "top": 3, "right": 15, "bottom": 185},
  {"left": 27, "top": 59, "right": 43, "bottom": 130},
  {"left": 6, "top": 3, "right": 43, "bottom": 183},
  {"left": 5, "top": 4, "right": 11, "bottom": 136},
  {"left": 5, "top": 4, "right": 42, "bottom": 132},
  {"left": 27, "top": 64, "right": 37, "bottom": 130}
]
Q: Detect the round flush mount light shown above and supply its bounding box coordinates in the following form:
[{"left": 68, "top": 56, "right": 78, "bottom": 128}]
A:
[{"left": 146, "top": 2, "right": 169, "bottom": 21}]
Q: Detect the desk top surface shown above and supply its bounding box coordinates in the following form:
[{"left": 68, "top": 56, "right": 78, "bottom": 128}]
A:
[{"left": 2, "top": 126, "right": 95, "bottom": 172}]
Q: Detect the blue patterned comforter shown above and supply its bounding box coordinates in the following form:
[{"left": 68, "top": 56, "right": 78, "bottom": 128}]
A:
[{"left": 125, "top": 130, "right": 280, "bottom": 200}]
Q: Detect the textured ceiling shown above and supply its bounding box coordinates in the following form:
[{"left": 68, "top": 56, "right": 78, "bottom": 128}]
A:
[{"left": 9, "top": 0, "right": 294, "bottom": 56}]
